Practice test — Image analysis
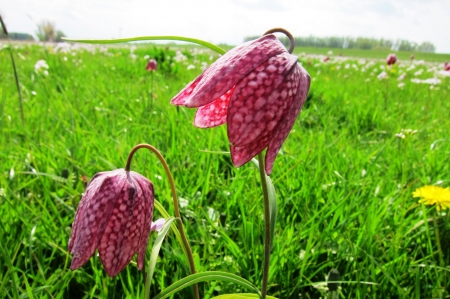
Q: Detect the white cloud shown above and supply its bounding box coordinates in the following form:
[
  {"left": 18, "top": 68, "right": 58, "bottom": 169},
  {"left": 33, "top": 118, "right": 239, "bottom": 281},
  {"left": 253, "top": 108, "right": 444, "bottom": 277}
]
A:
[{"left": 1, "top": 0, "right": 449, "bottom": 53}]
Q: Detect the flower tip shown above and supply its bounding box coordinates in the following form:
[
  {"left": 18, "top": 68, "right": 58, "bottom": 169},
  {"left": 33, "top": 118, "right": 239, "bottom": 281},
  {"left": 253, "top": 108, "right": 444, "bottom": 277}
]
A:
[{"left": 150, "top": 218, "right": 166, "bottom": 232}]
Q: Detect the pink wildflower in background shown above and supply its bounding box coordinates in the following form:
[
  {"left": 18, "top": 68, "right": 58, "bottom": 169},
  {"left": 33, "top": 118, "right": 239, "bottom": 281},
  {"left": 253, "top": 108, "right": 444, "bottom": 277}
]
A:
[
  {"left": 386, "top": 54, "right": 397, "bottom": 65},
  {"left": 171, "top": 34, "right": 310, "bottom": 175},
  {"left": 146, "top": 59, "right": 157, "bottom": 71},
  {"left": 68, "top": 169, "right": 154, "bottom": 277}
]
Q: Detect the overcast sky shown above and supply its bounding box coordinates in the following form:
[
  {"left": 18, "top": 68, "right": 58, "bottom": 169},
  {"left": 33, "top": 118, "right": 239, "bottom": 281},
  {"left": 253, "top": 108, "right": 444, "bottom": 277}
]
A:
[{"left": 2, "top": 0, "right": 450, "bottom": 53}]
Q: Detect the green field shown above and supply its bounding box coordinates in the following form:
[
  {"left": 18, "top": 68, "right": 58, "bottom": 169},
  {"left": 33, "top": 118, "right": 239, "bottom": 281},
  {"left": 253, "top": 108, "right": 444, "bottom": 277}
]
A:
[
  {"left": 292, "top": 46, "right": 450, "bottom": 62},
  {"left": 1, "top": 41, "right": 450, "bottom": 298}
]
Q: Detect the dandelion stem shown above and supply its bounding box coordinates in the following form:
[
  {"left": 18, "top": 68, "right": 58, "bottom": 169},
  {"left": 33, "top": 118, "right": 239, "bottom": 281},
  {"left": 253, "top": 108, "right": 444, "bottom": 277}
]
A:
[
  {"left": 125, "top": 143, "right": 200, "bottom": 299},
  {"left": 432, "top": 214, "right": 445, "bottom": 267},
  {"left": 257, "top": 153, "right": 271, "bottom": 299}
]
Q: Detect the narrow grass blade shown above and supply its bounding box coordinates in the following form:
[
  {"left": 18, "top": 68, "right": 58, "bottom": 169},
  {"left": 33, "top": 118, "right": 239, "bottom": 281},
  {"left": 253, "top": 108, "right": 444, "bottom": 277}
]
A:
[
  {"left": 144, "top": 217, "right": 179, "bottom": 299},
  {"left": 23, "top": 277, "right": 34, "bottom": 299},
  {"left": 265, "top": 174, "right": 277, "bottom": 248},
  {"left": 0, "top": 14, "right": 25, "bottom": 125},
  {"left": 18, "top": 286, "right": 50, "bottom": 299},
  {"left": 0, "top": 241, "right": 19, "bottom": 299},
  {"left": 152, "top": 271, "right": 261, "bottom": 299},
  {"left": 212, "top": 294, "right": 278, "bottom": 299},
  {"left": 154, "top": 200, "right": 188, "bottom": 258}
]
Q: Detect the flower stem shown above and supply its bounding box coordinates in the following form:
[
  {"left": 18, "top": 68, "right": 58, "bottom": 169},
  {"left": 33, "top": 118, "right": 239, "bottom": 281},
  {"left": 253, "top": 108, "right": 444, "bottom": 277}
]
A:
[
  {"left": 263, "top": 28, "right": 295, "bottom": 54},
  {"left": 257, "top": 153, "right": 271, "bottom": 299},
  {"left": 432, "top": 214, "right": 445, "bottom": 267},
  {"left": 63, "top": 35, "right": 226, "bottom": 56},
  {"left": 125, "top": 143, "right": 200, "bottom": 299}
]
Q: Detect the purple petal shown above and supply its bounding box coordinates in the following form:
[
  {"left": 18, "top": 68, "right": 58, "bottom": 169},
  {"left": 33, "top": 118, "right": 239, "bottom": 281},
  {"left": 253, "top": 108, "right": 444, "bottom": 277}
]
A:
[
  {"left": 171, "top": 34, "right": 287, "bottom": 108},
  {"left": 133, "top": 172, "right": 154, "bottom": 271},
  {"left": 194, "top": 88, "right": 234, "bottom": 128},
  {"left": 227, "top": 52, "right": 299, "bottom": 147},
  {"left": 170, "top": 76, "right": 203, "bottom": 106},
  {"left": 69, "top": 169, "right": 126, "bottom": 271},
  {"left": 98, "top": 173, "right": 142, "bottom": 277},
  {"left": 265, "top": 64, "right": 310, "bottom": 175},
  {"left": 230, "top": 135, "right": 271, "bottom": 168}
]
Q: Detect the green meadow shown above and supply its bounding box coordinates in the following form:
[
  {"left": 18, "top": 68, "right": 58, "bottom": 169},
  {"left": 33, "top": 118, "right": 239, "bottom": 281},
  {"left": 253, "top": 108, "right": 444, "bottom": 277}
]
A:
[{"left": 1, "top": 42, "right": 449, "bottom": 298}]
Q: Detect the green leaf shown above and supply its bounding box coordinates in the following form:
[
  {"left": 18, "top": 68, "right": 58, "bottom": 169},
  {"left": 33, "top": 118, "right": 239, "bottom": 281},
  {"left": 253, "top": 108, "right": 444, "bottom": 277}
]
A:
[
  {"left": 144, "top": 217, "right": 179, "bottom": 299},
  {"left": 212, "top": 294, "right": 278, "bottom": 299},
  {"left": 0, "top": 241, "right": 19, "bottom": 298},
  {"left": 154, "top": 200, "right": 188, "bottom": 259},
  {"left": 152, "top": 271, "right": 261, "bottom": 299},
  {"left": 265, "top": 174, "right": 277, "bottom": 249},
  {"left": 23, "top": 276, "right": 34, "bottom": 299},
  {"left": 62, "top": 36, "right": 226, "bottom": 55},
  {"left": 250, "top": 158, "right": 277, "bottom": 248}
]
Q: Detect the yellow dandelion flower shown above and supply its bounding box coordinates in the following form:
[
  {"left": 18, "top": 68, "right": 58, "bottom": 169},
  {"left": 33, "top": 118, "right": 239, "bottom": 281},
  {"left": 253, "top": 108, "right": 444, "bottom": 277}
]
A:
[{"left": 412, "top": 185, "right": 450, "bottom": 211}]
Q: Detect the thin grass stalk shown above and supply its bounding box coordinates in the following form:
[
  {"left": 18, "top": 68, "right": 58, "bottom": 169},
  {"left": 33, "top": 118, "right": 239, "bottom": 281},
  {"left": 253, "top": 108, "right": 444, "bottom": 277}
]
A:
[{"left": 0, "top": 14, "right": 25, "bottom": 125}]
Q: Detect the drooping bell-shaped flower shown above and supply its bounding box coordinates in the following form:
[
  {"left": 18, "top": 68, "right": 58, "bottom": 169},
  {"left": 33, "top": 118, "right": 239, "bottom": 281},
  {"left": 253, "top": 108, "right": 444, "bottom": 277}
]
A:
[
  {"left": 445, "top": 61, "right": 450, "bottom": 71},
  {"left": 387, "top": 53, "right": 397, "bottom": 65},
  {"left": 171, "top": 34, "right": 310, "bottom": 175},
  {"left": 68, "top": 169, "right": 154, "bottom": 277},
  {"left": 146, "top": 59, "right": 158, "bottom": 71}
]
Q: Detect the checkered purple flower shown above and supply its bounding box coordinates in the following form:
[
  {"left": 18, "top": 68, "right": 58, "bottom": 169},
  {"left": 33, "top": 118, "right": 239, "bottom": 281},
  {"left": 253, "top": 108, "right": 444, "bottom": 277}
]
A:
[
  {"left": 68, "top": 169, "right": 154, "bottom": 277},
  {"left": 171, "top": 34, "right": 310, "bottom": 174}
]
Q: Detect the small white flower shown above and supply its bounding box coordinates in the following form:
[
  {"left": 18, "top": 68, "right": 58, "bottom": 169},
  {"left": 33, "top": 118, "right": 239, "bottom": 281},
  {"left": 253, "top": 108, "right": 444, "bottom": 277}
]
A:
[
  {"left": 398, "top": 83, "right": 405, "bottom": 88},
  {"left": 150, "top": 218, "right": 166, "bottom": 232},
  {"left": 34, "top": 60, "right": 49, "bottom": 71},
  {"left": 377, "top": 71, "right": 387, "bottom": 80},
  {"left": 187, "top": 64, "right": 195, "bottom": 70},
  {"left": 398, "top": 73, "right": 406, "bottom": 81},
  {"left": 422, "top": 78, "right": 441, "bottom": 85},
  {"left": 179, "top": 197, "right": 189, "bottom": 208}
]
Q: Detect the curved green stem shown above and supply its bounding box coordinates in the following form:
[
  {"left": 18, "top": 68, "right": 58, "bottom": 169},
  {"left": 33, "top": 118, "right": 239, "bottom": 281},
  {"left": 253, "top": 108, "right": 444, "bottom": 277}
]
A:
[
  {"left": 63, "top": 35, "right": 226, "bottom": 55},
  {"left": 125, "top": 143, "right": 200, "bottom": 299},
  {"left": 257, "top": 153, "right": 271, "bottom": 299}
]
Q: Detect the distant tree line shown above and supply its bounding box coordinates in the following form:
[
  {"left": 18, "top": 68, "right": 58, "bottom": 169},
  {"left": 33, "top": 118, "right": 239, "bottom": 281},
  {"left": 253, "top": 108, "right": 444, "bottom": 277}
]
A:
[
  {"left": 0, "top": 20, "right": 66, "bottom": 42},
  {"left": 0, "top": 31, "right": 34, "bottom": 40},
  {"left": 244, "top": 35, "right": 436, "bottom": 53}
]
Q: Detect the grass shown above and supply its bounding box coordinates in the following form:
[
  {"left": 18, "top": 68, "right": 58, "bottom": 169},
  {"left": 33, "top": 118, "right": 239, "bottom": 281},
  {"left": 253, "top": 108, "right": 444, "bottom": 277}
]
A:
[
  {"left": 292, "top": 46, "right": 450, "bottom": 62},
  {"left": 0, "top": 42, "right": 450, "bottom": 299}
]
